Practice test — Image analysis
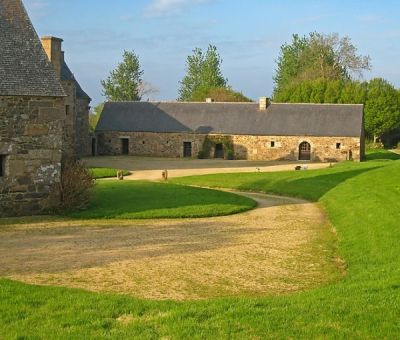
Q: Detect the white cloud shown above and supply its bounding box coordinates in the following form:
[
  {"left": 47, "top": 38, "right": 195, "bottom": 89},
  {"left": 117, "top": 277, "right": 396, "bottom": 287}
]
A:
[{"left": 145, "top": 0, "right": 212, "bottom": 17}]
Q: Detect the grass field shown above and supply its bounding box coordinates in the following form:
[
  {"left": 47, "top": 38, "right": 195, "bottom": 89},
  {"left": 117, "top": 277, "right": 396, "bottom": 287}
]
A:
[
  {"left": 0, "top": 150, "right": 399, "bottom": 338},
  {"left": 90, "top": 167, "right": 131, "bottom": 179},
  {"left": 66, "top": 181, "right": 256, "bottom": 219}
]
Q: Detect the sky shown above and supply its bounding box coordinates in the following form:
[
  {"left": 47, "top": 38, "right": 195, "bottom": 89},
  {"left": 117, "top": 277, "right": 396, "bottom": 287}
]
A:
[{"left": 23, "top": 0, "right": 400, "bottom": 106}]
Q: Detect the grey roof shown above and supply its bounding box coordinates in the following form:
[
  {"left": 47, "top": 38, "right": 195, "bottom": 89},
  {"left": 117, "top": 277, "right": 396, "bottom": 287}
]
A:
[
  {"left": 0, "top": 0, "right": 65, "bottom": 97},
  {"left": 96, "top": 102, "right": 364, "bottom": 137},
  {"left": 61, "top": 60, "right": 91, "bottom": 100}
]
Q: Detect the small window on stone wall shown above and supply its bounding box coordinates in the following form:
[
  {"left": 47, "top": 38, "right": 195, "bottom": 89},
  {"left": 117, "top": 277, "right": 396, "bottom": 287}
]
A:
[
  {"left": 270, "top": 141, "right": 275, "bottom": 148},
  {"left": 0, "top": 155, "right": 5, "bottom": 177},
  {"left": 336, "top": 143, "right": 341, "bottom": 149},
  {"left": 65, "top": 105, "right": 70, "bottom": 115},
  {"left": 142, "top": 141, "right": 145, "bottom": 144}
]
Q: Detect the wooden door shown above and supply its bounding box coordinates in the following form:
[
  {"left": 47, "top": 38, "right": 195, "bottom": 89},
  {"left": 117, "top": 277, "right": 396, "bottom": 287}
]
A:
[
  {"left": 214, "top": 143, "right": 224, "bottom": 159},
  {"left": 299, "top": 142, "right": 311, "bottom": 160},
  {"left": 121, "top": 138, "right": 129, "bottom": 155},
  {"left": 183, "top": 142, "right": 192, "bottom": 157}
]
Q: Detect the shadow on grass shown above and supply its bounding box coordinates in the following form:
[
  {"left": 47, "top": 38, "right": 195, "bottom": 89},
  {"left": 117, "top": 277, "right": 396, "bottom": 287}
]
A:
[
  {"left": 235, "top": 165, "right": 383, "bottom": 202},
  {"left": 366, "top": 150, "right": 400, "bottom": 161}
]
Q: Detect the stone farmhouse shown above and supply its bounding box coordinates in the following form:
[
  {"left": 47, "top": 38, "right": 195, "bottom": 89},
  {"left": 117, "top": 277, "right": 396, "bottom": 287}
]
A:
[
  {"left": 0, "top": 0, "right": 91, "bottom": 217},
  {"left": 96, "top": 99, "right": 365, "bottom": 162},
  {"left": 41, "top": 36, "right": 92, "bottom": 157}
]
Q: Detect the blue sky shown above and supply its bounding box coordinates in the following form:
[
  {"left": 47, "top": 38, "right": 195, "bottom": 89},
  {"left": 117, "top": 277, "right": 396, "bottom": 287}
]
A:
[{"left": 24, "top": 0, "right": 400, "bottom": 105}]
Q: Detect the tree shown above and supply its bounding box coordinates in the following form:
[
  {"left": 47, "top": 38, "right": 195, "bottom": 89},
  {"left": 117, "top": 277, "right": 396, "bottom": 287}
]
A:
[
  {"left": 273, "top": 32, "right": 371, "bottom": 99},
  {"left": 178, "top": 45, "right": 227, "bottom": 101},
  {"left": 364, "top": 78, "right": 400, "bottom": 142},
  {"left": 324, "top": 80, "right": 343, "bottom": 103},
  {"left": 191, "top": 86, "right": 252, "bottom": 102},
  {"left": 339, "top": 81, "right": 367, "bottom": 104},
  {"left": 89, "top": 103, "right": 104, "bottom": 131},
  {"left": 101, "top": 50, "right": 144, "bottom": 101}
]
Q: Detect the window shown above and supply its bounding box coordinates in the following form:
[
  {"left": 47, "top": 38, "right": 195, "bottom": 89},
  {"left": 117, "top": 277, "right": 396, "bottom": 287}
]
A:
[
  {"left": 142, "top": 141, "right": 145, "bottom": 144},
  {"left": 65, "top": 105, "right": 70, "bottom": 115},
  {"left": 270, "top": 141, "right": 275, "bottom": 148},
  {"left": 336, "top": 143, "right": 341, "bottom": 149},
  {"left": 0, "top": 155, "right": 5, "bottom": 177}
]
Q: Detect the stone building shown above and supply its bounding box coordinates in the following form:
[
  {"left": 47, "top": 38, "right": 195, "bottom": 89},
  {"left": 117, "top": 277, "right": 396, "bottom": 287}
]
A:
[
  {"left": 0, "top": 0, "right": 66, "bottom": 216},
  {"left": 96, "top": 99, "right": 365, "bottom": 162},
  {"left": 41, "top": 36, "right": 92, "bottom": 157}
]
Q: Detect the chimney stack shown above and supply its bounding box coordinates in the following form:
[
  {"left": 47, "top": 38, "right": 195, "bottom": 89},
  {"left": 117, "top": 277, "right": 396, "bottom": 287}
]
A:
[
  {"left": 41, "top": 36, "right": 63, "bottom": 79},
  {"left": 259, "top": 97, "right": 270, "bottom": 110}
]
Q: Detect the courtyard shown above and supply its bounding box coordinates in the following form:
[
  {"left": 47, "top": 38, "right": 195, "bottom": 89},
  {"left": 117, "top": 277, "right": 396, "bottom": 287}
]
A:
[{"left": 83, "top": 156, "right": 329, "bottom": 180}]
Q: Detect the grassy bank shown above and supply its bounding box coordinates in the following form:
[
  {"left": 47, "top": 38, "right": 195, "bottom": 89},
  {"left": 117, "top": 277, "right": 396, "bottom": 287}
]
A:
[
  {"left": 1, "top": 151, "right": 399, "bottom": 338},
  {"left": 66, "top": 180, "right": 256, "bottom": 219}
]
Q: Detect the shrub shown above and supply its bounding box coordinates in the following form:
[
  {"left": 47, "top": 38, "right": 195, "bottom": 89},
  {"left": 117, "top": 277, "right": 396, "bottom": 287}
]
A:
[
  {"left": 59, "top": 157, "right": 94, "bottom": 211},
  {"left": 197, "top": 150, "right": 207, "bottom": 159},
  {"left": 226, "top": 150, "right": 234, "bottom": 160}
]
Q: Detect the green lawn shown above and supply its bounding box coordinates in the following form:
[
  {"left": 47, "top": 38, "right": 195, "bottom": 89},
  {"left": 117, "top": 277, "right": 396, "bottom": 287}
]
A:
[
  {"left": 1, "top": 151, "right": 400, "bottom": 338},
  {"left": 66, "top": 181, "right": 256, "bottom": 219},
  {"left": 90, "top": 167, "right": 131, "bottom": 179}
]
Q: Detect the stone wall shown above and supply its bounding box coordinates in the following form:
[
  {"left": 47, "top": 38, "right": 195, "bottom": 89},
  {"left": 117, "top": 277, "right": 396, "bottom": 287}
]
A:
[
  {"left": 0, "top": 96, "right": 64, "bottom": 217},
  {"left": 61, "top": 79, "right": 75, "bottom": 157},
  {"left": 75, "top": 97, "right": 91, "bottom": 157},
  {"left": 96, "top": 131, "right": 363, "bottom": 162},
  {"left": 97, "top": 131, "right": 206, "bottom": 158}
]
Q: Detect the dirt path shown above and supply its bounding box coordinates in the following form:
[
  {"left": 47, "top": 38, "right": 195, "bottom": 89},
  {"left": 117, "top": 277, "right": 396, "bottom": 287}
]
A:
[
  {"left": 84, "top": 156, "right": 330, "bottom": 180},
  {"left": 0, "top": 192, "right": 340, "bottom": 301}
]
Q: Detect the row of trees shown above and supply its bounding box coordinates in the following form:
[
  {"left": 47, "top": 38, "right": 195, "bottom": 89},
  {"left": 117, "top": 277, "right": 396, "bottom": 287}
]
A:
[
  {"left": 273, "top": 33, "right": 400, "bottom": 142},
  {"left": 275, "top": 78, "right": 400, "bottom": 142},
  {"left": 97, "top": 33, "right": 400, "bottom": 144},
  {"left": 101, "top": 46, "right": 250, "bottom": 104}
]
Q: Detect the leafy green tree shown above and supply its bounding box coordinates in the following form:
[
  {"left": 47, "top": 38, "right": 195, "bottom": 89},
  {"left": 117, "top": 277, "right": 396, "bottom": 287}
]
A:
[
  {"left": 364, "top": 78, "right": 400, "bottom": 141},
  {"left": 101, "top": 50, "right": 144, "bottom": 101},
  {"left": 324, "top": 80, "right": 343, "bottom": 103},
  {"left": 339, "top": 81, "right": 367, "bottom": 104},
  {"left": 273, "top": 32, "right": 371, "bottom": 99},
  {"left": 191, "top": 86, "right": 252, "bottom": 102},
  {"left": 89, "top": 103, "right": 104, "bottom": 131},
  {"left": 310, "top": 79, "right": 327, "bottom": 103},
  {"left": 178, "top": 45, "right": 227, "bottom": 101}
]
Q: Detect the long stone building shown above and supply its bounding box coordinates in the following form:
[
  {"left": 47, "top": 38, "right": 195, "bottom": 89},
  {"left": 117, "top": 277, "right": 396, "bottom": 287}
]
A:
[
  {"left": 0, "top": 0, "right": 66, "bottom": 216},
  {"left": 96, "top": 99, "right": 365, "bottom": 162}
]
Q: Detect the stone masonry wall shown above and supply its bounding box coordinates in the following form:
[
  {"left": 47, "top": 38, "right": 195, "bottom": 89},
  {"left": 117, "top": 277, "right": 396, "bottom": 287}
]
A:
[
  {"left": 75, "top": 97, "right": 91, "bottom": 157},
  {"left": 0, "top": 96, "right": 64, "bottom": 217},
  {"left": 96, "top": 131, "right": 362, "bottom": 162},
  {"left": 60, "top": 79, "right": 76, "bottom": 157},
  {"left": 97, "top": 131, "right": 206, "bottom": 158}
]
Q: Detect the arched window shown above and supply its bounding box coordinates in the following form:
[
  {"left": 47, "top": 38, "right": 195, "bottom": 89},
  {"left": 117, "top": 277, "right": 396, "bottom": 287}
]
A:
[{"left": 299, "top": 142, "right": 311, "bottom": 161}]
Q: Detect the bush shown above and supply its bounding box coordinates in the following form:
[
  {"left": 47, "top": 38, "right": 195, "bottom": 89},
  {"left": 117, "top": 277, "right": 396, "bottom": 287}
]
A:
[
  {"left": 59, "top": 157, "right": 94, "bottom": 211},
  {"left": 225, "top": 150, "right": 234, "bottom": 160},
  {"left": 197, "top": 150, "right": 207, "bottom": 159}
]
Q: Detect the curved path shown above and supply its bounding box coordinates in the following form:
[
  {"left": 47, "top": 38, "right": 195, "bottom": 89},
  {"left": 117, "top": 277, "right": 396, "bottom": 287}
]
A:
[{"left": 0, "top": 192, "right": 340, "bottom": 301}]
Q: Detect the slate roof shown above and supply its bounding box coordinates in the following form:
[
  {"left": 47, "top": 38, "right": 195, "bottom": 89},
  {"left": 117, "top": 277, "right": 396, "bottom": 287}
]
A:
[
  {"left": 96, "top": 102, "right": 364, "bottom": 137},
  {"left": 61, "top": 61, "right": 91, "bottom": 100},
  {"left": 0, "top": 0, "right": 65, "bottom": 97}
]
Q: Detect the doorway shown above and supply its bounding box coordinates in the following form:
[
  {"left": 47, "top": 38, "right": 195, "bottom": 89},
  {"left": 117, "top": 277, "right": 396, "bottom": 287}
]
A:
[
  {"left": 214, "top": 143, "right": 224, "bottom": 159},
  {"left": 121, "top": 138, "right": 129, "bottom": 155},
  {"left": 183, "top": 142, "right": 192, "bottom": 157},
  {"left": 299, "top": 141, "right": 311, "bottom": 161}
]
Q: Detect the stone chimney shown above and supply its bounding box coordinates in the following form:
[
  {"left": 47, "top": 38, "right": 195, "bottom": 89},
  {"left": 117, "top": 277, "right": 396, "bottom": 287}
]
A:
[
  {"left": 41, "top": 36, "right": 63, "bottom": 78},
  {"left": 206, "top": 98, "right": 214, "bottom": 103},
  {"left": 259, "top": 97, "right": 270, "bottom": 110}
]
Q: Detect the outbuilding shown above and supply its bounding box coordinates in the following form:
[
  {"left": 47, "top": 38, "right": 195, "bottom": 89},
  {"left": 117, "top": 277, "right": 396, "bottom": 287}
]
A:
[{"left": 96, "top": 98, "right": 365, "bottom": 162}]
